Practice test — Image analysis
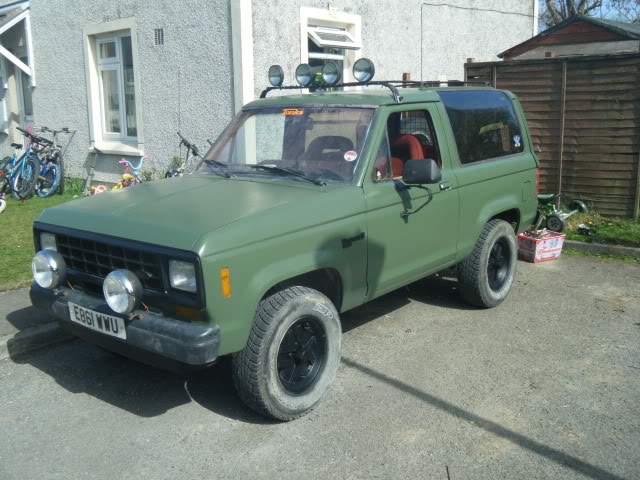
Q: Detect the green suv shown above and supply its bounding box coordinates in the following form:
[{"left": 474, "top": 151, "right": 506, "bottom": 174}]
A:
[{"left": 30, "top": 62, "right": 538, "bottom": 420}]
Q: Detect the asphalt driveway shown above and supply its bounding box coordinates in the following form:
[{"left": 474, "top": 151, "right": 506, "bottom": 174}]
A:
[{"left": 0, "top": 255, "right": 638, "bottom": 479}]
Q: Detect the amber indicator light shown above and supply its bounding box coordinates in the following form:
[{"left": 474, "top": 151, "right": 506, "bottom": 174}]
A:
[{"left": 220, "top": 268, "right": 232, "bottom": 298}]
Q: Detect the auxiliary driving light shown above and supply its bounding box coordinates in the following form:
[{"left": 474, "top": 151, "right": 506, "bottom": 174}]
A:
[
  {"left": 268, "top": 64, "right": 284, "bottom": 87},
  {"left": 295, "top": 63, "right": 313, "bottom": 87},
  {"left": 321, "top": 62, "right": 341, "bottom": 86},
  {"left": 103, "top": 270, "right": 143, "bottom": 315},
  {"left": 353, "top": 58, "right": 375, "bottom": 83},
  {"left": 32, "top": 250, "right": 66, "bottom": 289}
]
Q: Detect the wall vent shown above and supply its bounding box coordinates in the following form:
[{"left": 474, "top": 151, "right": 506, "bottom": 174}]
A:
[{"left": 154, "top": 28, "right": 164, "bottom": 46}]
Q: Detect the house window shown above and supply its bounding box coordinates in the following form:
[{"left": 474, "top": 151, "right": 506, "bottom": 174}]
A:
[
  {"left": 300, "top": 7, "right": 361, "bottom": 85},
  {"left": 96, "top": 34, "right": 137, "bottom": 140}
]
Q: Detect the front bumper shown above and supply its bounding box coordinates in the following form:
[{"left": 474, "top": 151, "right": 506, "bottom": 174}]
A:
[{"left": 30, "top": 283, "right": 220, "bottom": 372}]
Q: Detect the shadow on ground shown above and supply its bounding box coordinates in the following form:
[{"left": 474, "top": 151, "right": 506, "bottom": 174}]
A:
[{"left": 11, "top": 272, "right": 471, "bottom": 423}]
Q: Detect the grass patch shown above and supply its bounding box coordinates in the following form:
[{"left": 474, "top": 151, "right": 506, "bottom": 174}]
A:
[
  {"left": 0, "top": 178, "right": 82, "bottom": 290},
  {"left": 564, "top": 212, "right": 640, "bottom": 248},
  {"left": 563, "top": 248, "right": 640, "bottom": 265}
]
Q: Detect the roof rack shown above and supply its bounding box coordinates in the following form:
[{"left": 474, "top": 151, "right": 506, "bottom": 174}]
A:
[{"left": 259, "top": 80, "right": 492, "bottom": 103}]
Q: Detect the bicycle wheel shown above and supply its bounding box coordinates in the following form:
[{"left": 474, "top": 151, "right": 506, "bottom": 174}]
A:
[
  {"left": 11, "top": 156, "right": 40, "bottom": 200},
  {"left": 54, "top": 151, "right": 65, "bottom": 195},
  {"left": 35, "top": 163, "right": 61, "bottom": 198}
]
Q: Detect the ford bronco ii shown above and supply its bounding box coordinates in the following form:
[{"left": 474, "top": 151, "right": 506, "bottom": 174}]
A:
[{"left": 30, "top": 59, "right": 538, "bottom": 420}]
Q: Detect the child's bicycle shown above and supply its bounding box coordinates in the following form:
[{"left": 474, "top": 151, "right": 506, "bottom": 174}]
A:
[
  {"left": 534, "top": 193, "right": 588, "bottom": 232},
  {"left": 165, "top": 132, "right": 201, "bottom": 178},
  {"left": 111, "top": 154, "right": 146, "bottom": 190}
]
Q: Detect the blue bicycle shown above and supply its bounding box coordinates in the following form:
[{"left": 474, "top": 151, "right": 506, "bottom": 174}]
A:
[{"left": 0, "top": 127, "right": 41, "bottom": 201}]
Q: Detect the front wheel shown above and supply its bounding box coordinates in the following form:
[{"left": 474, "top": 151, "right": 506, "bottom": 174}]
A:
[
  {"left": 546, "top": 214, "right": 566, "bottom": 232},
  {"left": 11, "top": 157, "right": 40, "bottom": 200},
  {"left": 232, "top": 286, "right": 341, "bottom": 421},
  {"left": 458, "top": 219, "right": 518, "bottom": 308}
]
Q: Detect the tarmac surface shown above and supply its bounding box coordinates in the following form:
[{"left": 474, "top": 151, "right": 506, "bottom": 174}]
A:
[{"left": 0, "top": 255, "right": 639, "bottom": 479}]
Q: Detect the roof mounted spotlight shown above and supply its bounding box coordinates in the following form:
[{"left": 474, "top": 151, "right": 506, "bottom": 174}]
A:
[
  {"left": 353, "top": 58, "right": 375, "bottom": 83},
  {"left": 268, "top": 65, "right": 284, "bottom": 87},
  {"left": 321, "top": 61, "right": 341, "bottom": 86},
  {"left": 295, "top": 63, "right": 313, "bottom": 87}
]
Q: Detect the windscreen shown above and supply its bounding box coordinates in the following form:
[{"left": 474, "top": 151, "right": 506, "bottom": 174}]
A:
[{"left": 199, "top": 106, "right": 375, "bottom": 185}]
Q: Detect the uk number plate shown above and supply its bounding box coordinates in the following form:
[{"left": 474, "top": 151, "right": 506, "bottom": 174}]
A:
[{"left": 68, "top": 302, "right": 127, "bottom": 340}]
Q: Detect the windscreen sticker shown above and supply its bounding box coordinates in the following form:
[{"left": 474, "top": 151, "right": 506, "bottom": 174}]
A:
[
  {"left": 282, "top": 108, "right": 304, "bottom": 115},
  {"left": 344, "top": 150, "right": 358, "bottom": 162}
]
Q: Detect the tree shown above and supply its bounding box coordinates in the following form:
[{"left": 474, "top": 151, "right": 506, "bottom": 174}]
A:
[
  {"left": 611, "top": 0, "right": 640, "bottom": 23},
  {"left": 540, "top": 0, "right": 603, "bottom": 26}
]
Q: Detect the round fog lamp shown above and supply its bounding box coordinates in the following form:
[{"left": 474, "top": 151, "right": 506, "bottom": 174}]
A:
[
  {"left": 32, "top": 250, "right": 66, "bottom": 289},
  {"left": 103, "top": 270, "right": 143, "bottom": 315},
  {"left": 321, "top": 62, "right": 341, "bottom": 86},
  {"left": 268, "top": 64, "right": 284, "bottom": 87},
  {"left": 353, "top": 58, "right": 375, "bottom": 83},
  {"left": 295, "top": 63, "right": 313, "bottom": 87}
]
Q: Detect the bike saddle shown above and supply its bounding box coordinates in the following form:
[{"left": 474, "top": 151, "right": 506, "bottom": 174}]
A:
[
  {"left": 537, "top": 193, "right": 559, "bottom": 204},
  {"left": 11, "top": 143, "right": 23, "bottom": 149}
]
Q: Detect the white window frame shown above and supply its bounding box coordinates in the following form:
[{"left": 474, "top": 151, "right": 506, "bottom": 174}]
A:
[
  {"left": 300, "top": 7, "right": 362, "bottom": 84},
  {"left": 83, "top": 18, "right": 143, "bottom": 155},
  {"left": 308, "top": 26, "right": 361, "bottom": 50}
]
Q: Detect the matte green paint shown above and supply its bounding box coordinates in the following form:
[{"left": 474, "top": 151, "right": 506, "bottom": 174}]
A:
[{"left": 34, "top": 86, "right": 537, "bottom": 358}]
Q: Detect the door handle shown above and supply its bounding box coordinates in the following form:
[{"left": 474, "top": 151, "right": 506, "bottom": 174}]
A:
[{"left": 439, "top": 182, "right": 452, "bottom": 191}]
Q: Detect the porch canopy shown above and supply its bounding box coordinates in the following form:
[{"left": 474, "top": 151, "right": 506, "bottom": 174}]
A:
[{"left": 0, "top": 5, "right": 34, "bottom": 85}]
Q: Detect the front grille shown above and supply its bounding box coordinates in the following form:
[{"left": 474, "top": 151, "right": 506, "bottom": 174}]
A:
[{"left": 56, "top": 233, "right": 163, "bottom": 291}]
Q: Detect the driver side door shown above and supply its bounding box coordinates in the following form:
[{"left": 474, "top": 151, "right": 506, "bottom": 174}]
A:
[{"left": 363, "top": 104, "right": 459, "bottom": 299}]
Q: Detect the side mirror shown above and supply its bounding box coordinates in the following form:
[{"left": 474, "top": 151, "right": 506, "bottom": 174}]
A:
[{"left": 402, "top": 159, "right": 442, "bottom": 185}]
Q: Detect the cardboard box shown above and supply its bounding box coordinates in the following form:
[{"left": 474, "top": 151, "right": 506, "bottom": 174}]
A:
[{"left": 517, "top": 230, "right": 566, "bottom": 263}]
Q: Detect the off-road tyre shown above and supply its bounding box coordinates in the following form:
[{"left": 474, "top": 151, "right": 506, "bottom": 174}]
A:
[
  {"left": 232, "top": 286, "right": 341, "bottom": 421},
  {"left": 569, "top": 200, "right": 587, "bottom": 213},
  {"left": 458, "top": 219, "right": 518, "bottom": 308}
]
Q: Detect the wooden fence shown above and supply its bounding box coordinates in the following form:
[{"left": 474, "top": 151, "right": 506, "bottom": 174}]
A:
[{"left": 465, "top": 53, "right": 640, "bottom": 218}]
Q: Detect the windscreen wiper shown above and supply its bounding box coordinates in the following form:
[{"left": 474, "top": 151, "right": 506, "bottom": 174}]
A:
[
  {"left": 203, "top": 159, "right": 232, "bottom": 178},
  {"left": 248, "top": 165, "right": 325, "bottom": 186}
]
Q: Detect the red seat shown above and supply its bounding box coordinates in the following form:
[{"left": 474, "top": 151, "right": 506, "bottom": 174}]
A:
[{"left": 390, "top": 135, "right": 424, "bottom": 177}]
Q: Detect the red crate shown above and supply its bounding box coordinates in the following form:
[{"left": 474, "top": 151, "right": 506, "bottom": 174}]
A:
[{"left": 517, "top": 230, "right": 566, "bottom": 263}]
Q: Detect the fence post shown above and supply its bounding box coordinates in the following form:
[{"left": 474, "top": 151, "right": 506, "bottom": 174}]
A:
[
  {"left": 557, "top": 60, "right": 567, "bottom": 202},
  {"left": 634, "top": 140, "right": 640, "bottom": 220}
]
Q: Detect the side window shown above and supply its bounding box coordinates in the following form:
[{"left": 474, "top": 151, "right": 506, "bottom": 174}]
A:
[
  {"left": 387, "top": 110, "right": 441, "bottom": 167},
  {"left": 438, "top": 90, "right": 524, "bottom": 165},
  {"left": 371, "top": 128, "right": 392, "bottom": 182}
]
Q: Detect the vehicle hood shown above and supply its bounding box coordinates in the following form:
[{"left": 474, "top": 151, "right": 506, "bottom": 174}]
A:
[{"left": 36, "top": 175, "right": 329, "bottom": 251}]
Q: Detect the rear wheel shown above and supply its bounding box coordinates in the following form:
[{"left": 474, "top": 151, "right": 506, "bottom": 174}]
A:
[
  {"left": 11, "top": 157, "right": 40, "bottom": 200},
  {"left": 569, "top": 200, "right": 587, "bottom": 213},
  {"left": 232, "top": 286, "right": 341, "bottom": 421},
  {"left": 458, "top": 219, "right": 518, "bottom": 308},
  {"left": 35, "top": 163, "right": 61, "bottom": 198}
]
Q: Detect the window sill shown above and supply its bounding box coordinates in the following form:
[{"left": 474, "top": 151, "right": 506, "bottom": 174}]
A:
[{"left": 91, "top": 141, "right": 143, "bottom": 156}]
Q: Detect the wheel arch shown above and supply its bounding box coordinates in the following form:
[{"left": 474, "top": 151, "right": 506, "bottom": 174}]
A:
[{"left": 262, "top": 267, "right": 344, "bottom": 312}]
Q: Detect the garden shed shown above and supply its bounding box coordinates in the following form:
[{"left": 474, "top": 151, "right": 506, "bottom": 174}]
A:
[{"left": 465, "top": 17, "right": 640, "bottom": 219}]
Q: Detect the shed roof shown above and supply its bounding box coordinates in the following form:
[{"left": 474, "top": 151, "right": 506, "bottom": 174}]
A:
[{"left": 498, "top": 14, "right": 640, "bottom": 59}]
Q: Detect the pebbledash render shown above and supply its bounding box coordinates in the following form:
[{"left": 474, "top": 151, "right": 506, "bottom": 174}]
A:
[{"left": 0, "top": 0, "right": 537, "bottom": 181}]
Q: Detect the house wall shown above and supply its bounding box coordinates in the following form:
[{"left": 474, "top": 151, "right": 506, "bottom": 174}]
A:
[
  {"left": 251, "top": 0, "right": 537, "bottom": 97},
  {"left": 21, "top": 0, "right": 234, "bottom": 181},
  {"left": 2, "top": 0, "right": 536, "bottom": 182}
]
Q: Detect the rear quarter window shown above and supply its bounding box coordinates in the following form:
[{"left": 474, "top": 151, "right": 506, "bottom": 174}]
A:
[{"left": 437, "top": 90, "right": 524, "bottom": 165}]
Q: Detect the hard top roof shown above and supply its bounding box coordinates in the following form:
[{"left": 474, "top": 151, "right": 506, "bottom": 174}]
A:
[{"left": 245, "top": 85, "right": 498, "bottom": 109}]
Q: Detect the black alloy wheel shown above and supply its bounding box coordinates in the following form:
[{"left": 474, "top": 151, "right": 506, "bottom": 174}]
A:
[
  {"left": 277, "top": 316, "right": 327, "bottom": 394},
  {"left": 487, "top": 238, "right": 511, "bottom": 291}
]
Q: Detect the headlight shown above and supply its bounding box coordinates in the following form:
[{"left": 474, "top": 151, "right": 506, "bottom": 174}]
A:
[
  {"left": 169, "top": 260, "right": 197, "bottom": 293},
  {"left": 40, "top": 232, "right": 57, "bottom": 251},
  {"left": 103, "top": 270, "right": 142, "bottom": 314},
  {"left": 32, "top": 250, "right": 66, "bottom": 289}
]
